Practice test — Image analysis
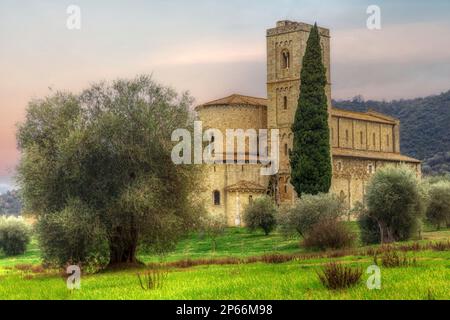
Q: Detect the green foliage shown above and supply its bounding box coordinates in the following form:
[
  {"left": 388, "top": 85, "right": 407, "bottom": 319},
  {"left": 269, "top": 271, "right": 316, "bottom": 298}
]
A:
[
  {"left": 424, "top": 181, "right": 450, "bottom": 229},
  {"left": 303, "top": 219, "right": 356, "bottom": 250},
  {"left": 333, "top": 91, "right": 450, "bottom": 173},
  {"left": 17, "top": 75, "right": 205, "bottom": 266},
  {"left": 36, "top": 198, "right": 109, "bottom": 270},
  {"left": 0, "top": 216, "right": 31, "bottom": 256},
  {"left": 279, "top": 193, "right": 344, "bottom": 237},
  {"left": 365, "top": 165, "right": 424, "bottom": 243},
  {"left": 243, "top": 196, "right": 277, "bottom": 236},
  {"left": 358, "top": 212, "right": 381, "bottom": 245},
  {"left": 352, "top": 201, "right": 381, "bottom": 245},
  {"left": 291, "top": 23, "right": 332, "bottom": 196}
]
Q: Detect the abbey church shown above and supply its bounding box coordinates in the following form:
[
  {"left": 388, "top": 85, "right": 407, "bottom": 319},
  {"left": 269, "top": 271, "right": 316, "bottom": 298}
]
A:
[{"left": 196, "top": 20, "right": 421, "bottom": 226}]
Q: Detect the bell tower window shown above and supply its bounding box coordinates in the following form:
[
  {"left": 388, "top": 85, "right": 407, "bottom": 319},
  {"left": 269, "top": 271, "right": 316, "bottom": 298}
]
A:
[
  {"left": 281, "top": 50, "right": 290, "bottom": 69},
  {"left": 283, "top": 96, "right": 288, "bottom": 110},
  {"left": 213, "top": 190, "right": 221, "bottom": 206}
]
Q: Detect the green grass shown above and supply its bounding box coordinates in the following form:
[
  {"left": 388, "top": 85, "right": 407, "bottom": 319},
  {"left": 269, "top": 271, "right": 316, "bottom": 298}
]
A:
[
  {"left": 0, "top": 238, "right": 41, "bottom": 268},
  {"left": 0, "top": 226, "right": 448, "bottom": 300},
  {"left": 140, "top": 228, "right": 303, "bottom": 263},
  {"left": 0, "top": 250, "right": 448, "bottom": 300}
]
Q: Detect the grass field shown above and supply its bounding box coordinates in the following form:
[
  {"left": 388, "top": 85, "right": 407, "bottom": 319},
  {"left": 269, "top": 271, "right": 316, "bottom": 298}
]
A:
[{"left": 0, "top": 226, "right": 449, "bottom": 300}]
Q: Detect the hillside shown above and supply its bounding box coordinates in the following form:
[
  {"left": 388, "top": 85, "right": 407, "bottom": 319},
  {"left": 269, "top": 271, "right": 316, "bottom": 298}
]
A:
[{"left": 333, "top": 91, "right": 450, "bottom": 175}]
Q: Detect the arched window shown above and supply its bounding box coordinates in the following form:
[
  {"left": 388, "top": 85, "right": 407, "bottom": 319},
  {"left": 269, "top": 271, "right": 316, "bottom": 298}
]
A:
[
  {"left": 213, "top": 190, "right": 221, "bottom": 206},
  {"left": 283, "top": 96, "right": 288, "bottom": 110},
  {"left": 339, "top": 190, "right": 346, "bottom": 203},
  {"left": 368, "top": 164, "right": 374, "bottom": 174},
  {"left": 281, "top": 50, "right": 290, "bottom": 69},
  {"left": 249, "top": 195, "right": 253, "bottom": 205},
  {"left": 337, "top": 161, "right": 343, "bottom": 172},
  {"left": 211, "top": 135, "right": 215, "bottom": 143},
  {"left": 284, "top": 144, "right": 288, "bottom": 156}
]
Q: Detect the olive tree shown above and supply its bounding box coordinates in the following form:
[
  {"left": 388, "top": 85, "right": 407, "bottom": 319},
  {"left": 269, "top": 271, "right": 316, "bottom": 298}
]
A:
[
  {"left": 17, "top": 75, "right": 205, "bottom": 266},
  {"left": 365, "top": 165, "right": 424, "bottom": 243},
  {"left": 425, "top": 181, "right": 450, "bottom": 230},
  {"left": 279, "top": 193, "right": 345, "bottom": 238},
  {"left": 0, "top": 216, "right": 31, "bottom": 256},
  {"left": 243, "top": 196, "right": 277, "bottom": 236}
]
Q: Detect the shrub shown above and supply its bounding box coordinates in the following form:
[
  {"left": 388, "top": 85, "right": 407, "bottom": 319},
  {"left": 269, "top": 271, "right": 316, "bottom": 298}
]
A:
[
  {"left": 0, "top": 216, "right": 31, "bottom": 256},
  {"left": 303, "top": 219, "right": 355, "bottom": 250},
  {"left": 137, "top": 267, "right": 169, "bottom": 290},
  {"left": 374, "top": 250, "right": 416, "bottom": 268},
  {"left": 36, "top": 198, "right": 109, "bottom": 271},
  {"left": 425, "top": 181, "right": 450, "bottom": 230},
  {"left": 279, "top": 193, "right": 345, "bottom": 237},
  {"left": 243, "top": 196, "right": 277, "bottom": 235},
  {"left": 317, "top": 262, "right": 362, "bottom": 290},
  {"left": 365, "top": 165, "right": 424, "bottom": 243},
  {"left": 429, "top": 241, "right": 450, "bottom": 251}
]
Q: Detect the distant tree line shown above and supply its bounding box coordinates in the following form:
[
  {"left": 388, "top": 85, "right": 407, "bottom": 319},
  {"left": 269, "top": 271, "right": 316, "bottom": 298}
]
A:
[{"left": 0, "top": 190, "right": 22, "bottom": 216}]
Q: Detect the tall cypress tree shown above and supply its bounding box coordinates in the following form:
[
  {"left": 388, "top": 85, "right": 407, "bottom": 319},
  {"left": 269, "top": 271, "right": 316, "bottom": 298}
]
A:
[{"left": 290, "top": 23, "right": 332, "bottom": 196}]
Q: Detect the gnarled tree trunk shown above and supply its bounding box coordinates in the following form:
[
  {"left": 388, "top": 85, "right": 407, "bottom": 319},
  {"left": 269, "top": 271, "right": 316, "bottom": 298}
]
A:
[{"left": 108, "top": 226, "right": 139, "bottom": 265}]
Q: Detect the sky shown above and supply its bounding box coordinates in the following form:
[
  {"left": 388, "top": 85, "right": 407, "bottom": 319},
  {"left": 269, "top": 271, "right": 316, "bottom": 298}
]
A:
[{"left": 1, "top": 0, "right": 450, "bottom": 191}]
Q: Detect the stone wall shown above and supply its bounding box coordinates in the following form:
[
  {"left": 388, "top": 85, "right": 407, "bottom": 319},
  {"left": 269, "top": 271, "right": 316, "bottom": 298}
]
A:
[
  {"left": 196, "top": 104, "right": 267, "bottom": 156},
  {"left": 202, "top": 164, "right": 269, "bottom": 226},
  {"left": 330, "top": 116, "right": 396, "bottom": 152},
  {"left": 331, "top": 157, "right": 421, "bottom": 209}
]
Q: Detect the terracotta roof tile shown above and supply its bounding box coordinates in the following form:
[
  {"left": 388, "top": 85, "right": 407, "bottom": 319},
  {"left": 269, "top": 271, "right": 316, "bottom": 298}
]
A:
[
  {"left": 332, "top": 148, "right": 421, "bottom": 163},
  {"left": 198, "top": 94, "right": 268, "bottom": 108},
  {"left": 331, "top": 108, "right": 398, "bottom": 125},
  {"left": 225, "top": 180, "right": 267, "bottom": 193}
]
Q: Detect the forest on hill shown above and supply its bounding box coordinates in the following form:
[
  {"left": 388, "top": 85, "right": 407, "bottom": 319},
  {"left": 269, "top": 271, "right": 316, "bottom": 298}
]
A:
[{"left": 333, "top": 90, "right": 450, "bottom": 176}]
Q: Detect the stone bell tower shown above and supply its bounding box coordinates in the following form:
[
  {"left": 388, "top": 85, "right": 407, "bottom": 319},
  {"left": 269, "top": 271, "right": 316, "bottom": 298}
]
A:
[{"left": 266, "top": 20, "right": 332, "bottom": 202}]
